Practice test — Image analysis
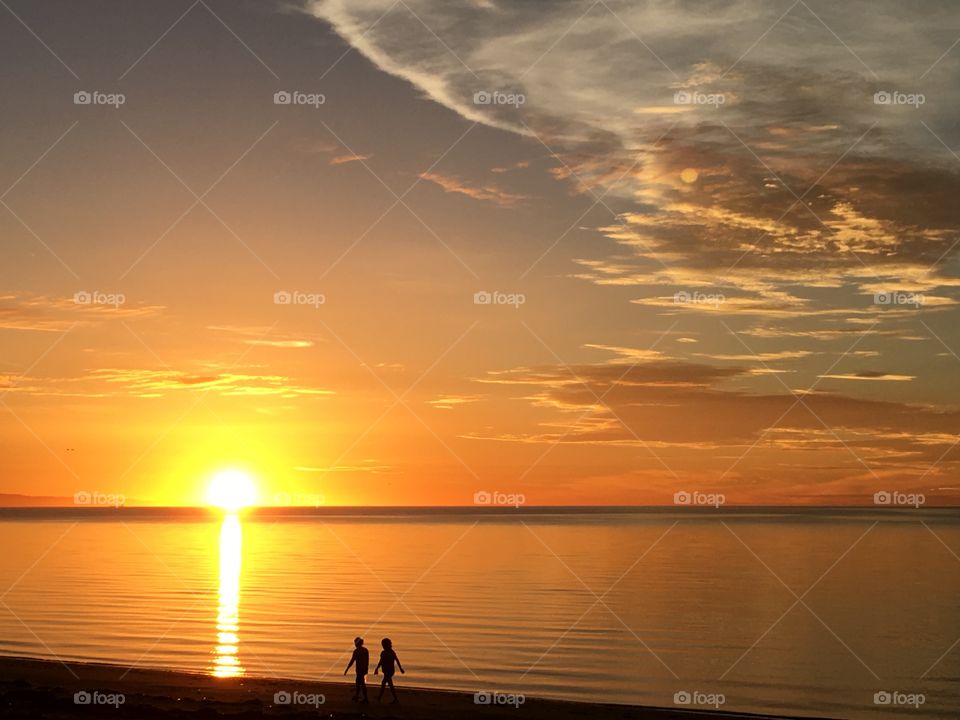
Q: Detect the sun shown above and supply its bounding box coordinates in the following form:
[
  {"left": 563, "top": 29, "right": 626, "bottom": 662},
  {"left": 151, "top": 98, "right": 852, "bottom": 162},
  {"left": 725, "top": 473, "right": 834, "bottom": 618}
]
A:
[{"left": 206, "top": 469, "right": 259, "bottom": 511}]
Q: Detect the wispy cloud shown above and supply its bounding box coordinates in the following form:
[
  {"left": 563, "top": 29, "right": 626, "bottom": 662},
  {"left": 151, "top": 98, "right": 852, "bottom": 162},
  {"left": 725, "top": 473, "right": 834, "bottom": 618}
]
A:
[
  {"left": 329, "top": 152, "right": 372, "bottom": 165},
  {"left": 295, "top": 138, "right": 372, "bottom": 166},
  {"left": 209, "top": 325, "right": 317, "bottom": 348},
  {"left": 466, "top": 347, "right": 960, "bottom": 496},
  {"left": 0, "top": 293, "right": 162, "bottom": 332},
  {"left": 427, "top": 394, "right": 483, "bottom": 409},
  {"left": 818, "top": 372, "right": 915, "bottom": 381},
  {"left": 309, "top": 0, "right": 960, "bottom": 335},
  {"left": 3, "top": 367, "right": 333, "bottom": 399},
  {"left": 491, "top": 159, "right": 530, "bottom": 173},
  {"left": 89, "top": 368, "right": 333, "bottom": 397},
  {"left": 295, "top": 460, "right": 390, "bottom": 474},
  {"left": 419, "top": 171, "right": 528, "bottom": 207}
]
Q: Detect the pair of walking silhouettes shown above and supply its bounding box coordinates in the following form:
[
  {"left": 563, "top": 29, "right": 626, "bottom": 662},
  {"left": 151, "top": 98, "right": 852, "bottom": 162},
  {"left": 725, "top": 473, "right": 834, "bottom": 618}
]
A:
[{"left": 344, "top": 636, "right": 404, "bottom": 703}]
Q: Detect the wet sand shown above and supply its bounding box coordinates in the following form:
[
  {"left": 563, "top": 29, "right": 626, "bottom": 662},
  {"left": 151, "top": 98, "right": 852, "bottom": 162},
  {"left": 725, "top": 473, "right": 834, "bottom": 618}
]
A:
[{"left": 0, "top": 656, "right": 824, "bottom": 719}]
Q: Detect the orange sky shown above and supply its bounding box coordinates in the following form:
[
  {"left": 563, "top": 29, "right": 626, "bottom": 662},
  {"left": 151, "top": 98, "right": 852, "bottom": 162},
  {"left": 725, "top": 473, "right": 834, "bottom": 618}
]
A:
[{"left": 2, "top": 0, "right": 960, "bottom": 507}]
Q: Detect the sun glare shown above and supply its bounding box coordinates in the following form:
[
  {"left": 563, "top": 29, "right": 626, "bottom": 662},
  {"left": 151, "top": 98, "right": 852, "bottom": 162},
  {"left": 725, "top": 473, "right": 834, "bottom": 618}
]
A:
[{"left": 206, "top": 470, "right": 259, "bottom": 511}]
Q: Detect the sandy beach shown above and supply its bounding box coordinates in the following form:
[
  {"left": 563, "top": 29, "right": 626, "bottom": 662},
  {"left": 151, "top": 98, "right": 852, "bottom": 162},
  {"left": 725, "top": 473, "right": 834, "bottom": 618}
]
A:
[{"left": 0, "top": 656, "right": 824, "bottom": 720}]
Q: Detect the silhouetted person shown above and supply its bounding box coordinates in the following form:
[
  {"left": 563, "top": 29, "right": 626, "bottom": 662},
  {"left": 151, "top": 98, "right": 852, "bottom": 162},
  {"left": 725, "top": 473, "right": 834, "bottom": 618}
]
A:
[
  {"left": 343, "top": 636, "right": 369, "bottom": 702},
  {"left": 373, "top": 637, "right": 404, "bottom": 703}
]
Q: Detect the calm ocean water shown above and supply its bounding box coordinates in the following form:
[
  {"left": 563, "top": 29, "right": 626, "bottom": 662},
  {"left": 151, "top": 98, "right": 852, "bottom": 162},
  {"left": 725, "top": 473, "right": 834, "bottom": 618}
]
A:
[{"left": 0, "top": 509, "right": 958, "bottom": 718}]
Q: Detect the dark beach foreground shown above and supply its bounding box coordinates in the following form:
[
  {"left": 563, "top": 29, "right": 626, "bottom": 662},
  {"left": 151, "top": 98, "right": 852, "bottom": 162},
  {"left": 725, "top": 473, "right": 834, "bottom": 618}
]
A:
[{"left": 0, "top": 656, "right": 826, "bottom": 720}]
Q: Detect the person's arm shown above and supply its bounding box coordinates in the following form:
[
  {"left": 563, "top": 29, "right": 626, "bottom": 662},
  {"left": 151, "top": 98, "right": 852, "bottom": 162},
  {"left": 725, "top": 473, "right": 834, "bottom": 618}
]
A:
[
  {"left": 396, "top": 653, "right": 404, "bottom": 674},
  {"left": 374, "top": 656, "right": 381, "bottom": 675},
  {"left": 344, "top": 652, "right": 355, "bottom": 676}
]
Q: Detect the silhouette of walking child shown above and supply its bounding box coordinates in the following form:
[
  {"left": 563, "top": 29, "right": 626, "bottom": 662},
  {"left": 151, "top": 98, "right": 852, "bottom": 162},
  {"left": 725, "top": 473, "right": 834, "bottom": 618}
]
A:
[
  {"left": 373, "top": 637, "right": 404, "bottom": 703},
  {"left": 343, "top": 636, "right": 369, "bottom": 702}
]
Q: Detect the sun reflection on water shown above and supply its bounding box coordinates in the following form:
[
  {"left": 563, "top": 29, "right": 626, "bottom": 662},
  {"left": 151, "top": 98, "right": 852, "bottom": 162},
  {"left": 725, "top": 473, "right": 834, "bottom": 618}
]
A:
[{"left": 211, "top": 513, "right": 244, "bottom": 678}]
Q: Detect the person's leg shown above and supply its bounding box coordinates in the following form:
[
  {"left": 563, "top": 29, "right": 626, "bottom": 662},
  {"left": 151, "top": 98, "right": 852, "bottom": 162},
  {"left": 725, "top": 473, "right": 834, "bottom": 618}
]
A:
[
  {"left": 378, "top": 676, "right": 386, "bottom": 700},
  {"left": 359, "top": 675, "right": 368, "bottom": 701},
  {"left": 388, "top": 676, "right": 397, "bottom": 702}
]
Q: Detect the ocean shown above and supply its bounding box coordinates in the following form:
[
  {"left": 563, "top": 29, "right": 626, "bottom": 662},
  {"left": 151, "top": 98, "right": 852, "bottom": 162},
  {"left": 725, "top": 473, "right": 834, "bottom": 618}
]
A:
[{"left": 0, "top": 507, "right": 957, "bottom": 718}]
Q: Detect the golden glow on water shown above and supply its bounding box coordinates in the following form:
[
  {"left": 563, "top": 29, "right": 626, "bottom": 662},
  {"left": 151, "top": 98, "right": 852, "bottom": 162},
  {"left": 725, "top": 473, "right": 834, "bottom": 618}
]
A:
[{"left": 211, "top": 513, "right": 244, "bottom": 678}]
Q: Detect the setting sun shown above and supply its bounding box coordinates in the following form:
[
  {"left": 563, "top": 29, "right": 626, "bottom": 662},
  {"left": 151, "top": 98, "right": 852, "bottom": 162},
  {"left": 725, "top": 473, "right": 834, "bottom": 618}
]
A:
[{"left": 206, "top": 470, "right": 259, "bottom": 511}]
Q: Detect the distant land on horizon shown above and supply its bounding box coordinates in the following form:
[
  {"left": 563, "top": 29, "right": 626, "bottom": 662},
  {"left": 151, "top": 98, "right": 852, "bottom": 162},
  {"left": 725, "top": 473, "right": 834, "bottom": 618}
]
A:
[{"left": 0, "top": 498, "right": 957, "bottom": 516}]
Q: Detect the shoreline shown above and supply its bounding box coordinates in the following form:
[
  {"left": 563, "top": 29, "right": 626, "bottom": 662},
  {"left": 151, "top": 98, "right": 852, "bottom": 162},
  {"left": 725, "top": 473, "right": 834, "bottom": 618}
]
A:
[{"left": 0, "top": 655, "right": 825, "bottom": 719}]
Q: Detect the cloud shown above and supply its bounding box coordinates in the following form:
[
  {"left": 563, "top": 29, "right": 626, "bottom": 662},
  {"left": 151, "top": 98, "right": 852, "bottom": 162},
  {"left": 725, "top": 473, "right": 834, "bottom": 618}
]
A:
[
  {"left": 478, "top": 360, "right": 745, "bottom": 390},
  {"left": 88, "top": 368, "right": 333, "bottom": 398},
  {"left": 306, "top": 0, "right": 960, "bottom": 328},
  {"left": 329, "top": 152, "right": 372, "bottom": 165},
  {"left": 245, "top": 339, "right": 314, "bottom": 348},
  {"left": 295, "top": 138, "right": 372, "bottom": 166},
  {"left": 692, "top": 350, "right": 815, "bottom": 362},
  {"left": 3, "top": 367, "right": 333, "bottom": 399},
  {"left": 740, "top": 326, "right": 926, "bottom": 341},
  {"left": 360, "top": 361, "right": 405, "bottom": 372},
  {"left": 295, "top": 460, "right": 390, "bottom": 473},
  {"left": 0, "top": 293, "right": 162, "bottom": 332},
  {"left": 418, "top": 171, "right": 528, "bottom": 206},
  {"left": 491, "top": 159, "right": 530, "bottom": 173},
  {"left": 582, "top": 344, "right": 665, "bottom": 363},
  {"left": 209, "top": 325, "right": 316, "bottom": 348},
  {"left": 306, "top": 0, "right": 960, "bottom": 500},
  {"left": 467, "top": 349, "right": 960, "bottom": 497},
  {"left": 427, "top": 394, "right": 483, "bottom": 409},
  {"left": 818, "top": 372, "right": 915, "bottom": 381}
]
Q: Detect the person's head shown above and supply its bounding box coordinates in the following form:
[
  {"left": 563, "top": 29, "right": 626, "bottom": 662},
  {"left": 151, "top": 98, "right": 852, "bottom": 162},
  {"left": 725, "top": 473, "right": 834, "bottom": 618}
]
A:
[
  {"left": 354, "top": 636, "right": 363, "bottom": 647},
  {"left": 381, "top": 637, "right": 392, "bottom": 650}
]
